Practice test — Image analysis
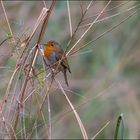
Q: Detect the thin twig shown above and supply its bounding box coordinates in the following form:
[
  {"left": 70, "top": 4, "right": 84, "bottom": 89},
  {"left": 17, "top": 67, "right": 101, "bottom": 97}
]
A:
[
  {"left": 47, "top": 95, "right": 52, "bottom": 139},
  {"left": 19, "top": 7, "right": 48, "bottom": 64},
  {"left": 13, "top": 0, "right": 56, "bottom": 134},
  {"left": 56, "top": 80, "right": 88, "bottom": 140},
  {"left": 67, "top": 0, "right": 111, "bottom": 56},
  {"left": 50, "top": 0, "right": 94, "bottom": 85},
  {"left": 0, "top": 0, "right": 15, "bottom": 44},
  {"left": 43, "top": 1, "right": 47, "bottom": 8},
  {"left": 39, "top": 75, "right": 54, "bottom": 111},
  {"left": 67, "top": 0, "right": 73, "bottom": 37},
  {"left": 0, "top": 0, "right": 20, "bottom": 121},
  {"left": 66, "top": 0, "right": 94, "bottom": 48},
  {"left": 70, "top": 8, "right": 139, "bottom": 56},
  {"left": 21, "top": 105, "right": 27, "bottom": 139},
  {"left": 0, "top": 37, "right": 12, "bottom": 47},
  {"left": 51, "top": 83, "right": 114, "bottom": 127},
  {"left": 1, "top": 7, "right": 48, "bottom": 121},
  {"left": 35, "top": 92, "right": 49, "bottom": 138},
  {"left": 0, "top": 66, "right": 19, "bottom": 116},
  {"left": 22, "top": 89, "right": 36, "bottom": 104},
  {"left": 82, "top": 1, "right": 130, "bottom": 23},
  {"left": 91, "top": 121, "right": 110, "bottom": 139},
  {"left": 1, "top": 117, "right": 11, "bottom": 139},
  {"left": 80, "top": 3, "right": 140, "bottom": 28},
  {"left": 1, "top": 116, "right": 17, "bottom": 139}
]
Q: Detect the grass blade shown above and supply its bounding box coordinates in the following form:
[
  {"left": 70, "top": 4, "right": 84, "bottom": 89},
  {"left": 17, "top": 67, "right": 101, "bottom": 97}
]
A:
[{"left": 114, "top": 113, "right": 124, "bottom": 140}]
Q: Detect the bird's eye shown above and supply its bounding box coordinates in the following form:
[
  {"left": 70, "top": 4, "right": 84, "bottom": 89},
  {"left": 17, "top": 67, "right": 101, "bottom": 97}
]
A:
[{"left": 50, "top": 43, "right": 54, "bottom": 47}]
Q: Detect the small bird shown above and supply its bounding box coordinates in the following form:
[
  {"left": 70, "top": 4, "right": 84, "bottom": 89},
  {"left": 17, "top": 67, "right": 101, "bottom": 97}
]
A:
[{"left": 43, "top": 40, "right": 71, "bottom": 86}]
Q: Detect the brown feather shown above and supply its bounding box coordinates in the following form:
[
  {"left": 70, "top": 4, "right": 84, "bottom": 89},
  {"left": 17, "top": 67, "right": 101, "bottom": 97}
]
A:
[{"left": 63, "top": 69, "right": 69, "bottom": 86}]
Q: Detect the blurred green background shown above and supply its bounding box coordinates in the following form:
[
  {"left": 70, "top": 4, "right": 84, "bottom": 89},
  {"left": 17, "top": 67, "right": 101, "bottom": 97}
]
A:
[{"left": 0, "top": 1, "right": 140, "bottom": 139}]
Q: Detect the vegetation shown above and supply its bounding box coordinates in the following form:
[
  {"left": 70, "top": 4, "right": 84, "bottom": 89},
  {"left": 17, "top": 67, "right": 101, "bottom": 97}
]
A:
[{"left": 0, "top": 1, "right": 140, "bottom": 139}]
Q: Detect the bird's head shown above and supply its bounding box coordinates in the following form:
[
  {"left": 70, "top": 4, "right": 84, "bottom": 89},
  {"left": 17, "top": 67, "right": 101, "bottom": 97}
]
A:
[
  {"left": 43, "top": 40, "right": 61, "bottom": 60},
  {"left": 45, "top": 40, "right": 58, "bottom": 52}
]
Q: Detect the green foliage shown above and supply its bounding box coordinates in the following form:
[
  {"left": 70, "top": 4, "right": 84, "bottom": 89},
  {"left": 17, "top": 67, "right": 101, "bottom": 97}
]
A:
[
  {"left": 0, "top": 1, "right": 140, "bottom": 139},
  {"left": 114, "top": 114, "right": 124, "bottom": 139},
  {"left": 6, "top": 32, "right": 13, "bottom": 39},
  {"left": 36, "top": 69, "right": 45, "bottom": 89}
]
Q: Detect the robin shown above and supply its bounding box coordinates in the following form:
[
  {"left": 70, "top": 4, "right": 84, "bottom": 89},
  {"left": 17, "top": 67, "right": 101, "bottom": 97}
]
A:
[{"left": 43, "top": 40, "right": 71, "bottom": 86}]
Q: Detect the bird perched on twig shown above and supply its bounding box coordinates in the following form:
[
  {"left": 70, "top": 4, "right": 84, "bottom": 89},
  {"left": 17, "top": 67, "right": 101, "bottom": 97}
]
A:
[{"left": 42, "top": 40, "right": 71, "bottom": 86}]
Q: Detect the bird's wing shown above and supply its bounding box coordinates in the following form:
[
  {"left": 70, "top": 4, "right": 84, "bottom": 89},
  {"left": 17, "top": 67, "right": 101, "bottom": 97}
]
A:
[{"left": 55, "top": 52, "right": 71, "bottom": 73}]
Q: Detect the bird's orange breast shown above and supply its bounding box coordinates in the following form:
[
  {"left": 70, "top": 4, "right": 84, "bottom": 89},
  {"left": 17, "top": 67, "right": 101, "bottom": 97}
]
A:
[{"left": 44, "top": 46, "right": 57, "bottom": 60}]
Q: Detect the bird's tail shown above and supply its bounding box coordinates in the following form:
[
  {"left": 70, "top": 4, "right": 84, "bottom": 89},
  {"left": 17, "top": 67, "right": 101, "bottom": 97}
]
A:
[{"left": 63, "top": 69, "right": 69, "bottom": 86}]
